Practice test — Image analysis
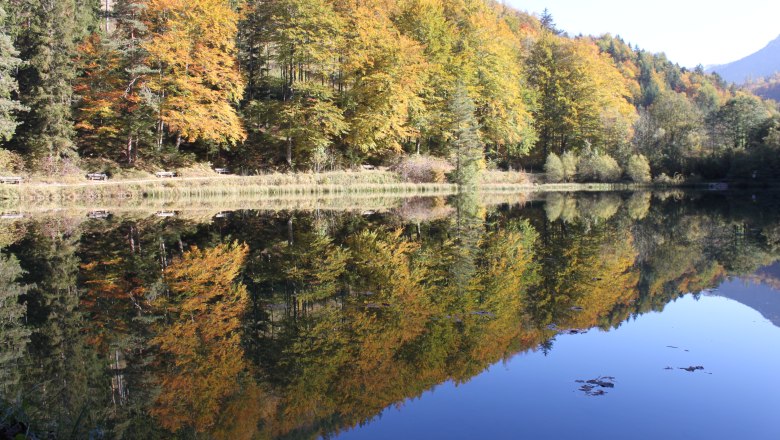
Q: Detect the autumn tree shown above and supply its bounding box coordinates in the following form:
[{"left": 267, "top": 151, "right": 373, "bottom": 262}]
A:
[
  {"left": 75, "top": 0, "right": 156, "bottom": 164},
  {"left": 528, "top": 34, "right": 637, "bottom": 160},
  {"left": 339, "top": 0, "right": 427, "bottom": 159},
  {"left": 144, "top": 0, "right": 246, "bottom": 150},
  {"left": 456, "top": 1, "right": 537, "bottom": 163}
]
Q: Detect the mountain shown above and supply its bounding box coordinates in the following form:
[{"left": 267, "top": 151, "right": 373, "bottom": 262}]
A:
[
  {"left": 707, "top": 35, "right": 780, "bottom": 84},
  {"left": 712, "top": 262, "right": 780, "bottom": 328}
]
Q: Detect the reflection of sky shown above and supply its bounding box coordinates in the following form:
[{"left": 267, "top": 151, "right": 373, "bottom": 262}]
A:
[{"left": 335, "top": 291, "right": 780, "bottom": 439}]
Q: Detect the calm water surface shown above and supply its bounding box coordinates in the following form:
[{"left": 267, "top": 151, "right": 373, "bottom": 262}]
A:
[{"left": 1, "top": 191, "right": 779, "bottom": 439}]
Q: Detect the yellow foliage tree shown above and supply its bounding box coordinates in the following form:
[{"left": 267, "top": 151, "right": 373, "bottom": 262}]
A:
[{"left": 144, "top": 0, "right": 246, "bottom": 148}]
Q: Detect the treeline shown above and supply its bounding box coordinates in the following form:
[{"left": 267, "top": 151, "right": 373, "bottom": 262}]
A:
[
  {"left": 747, "top": 73, "right": 780, "bottom": 102},
  {"left": 0, "top": 0, "right": 778, "bottom": 183}
]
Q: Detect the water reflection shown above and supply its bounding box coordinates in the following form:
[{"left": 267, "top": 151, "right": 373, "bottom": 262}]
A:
[{"left": 1, "top": 191, "right": 780, "bottom": 438}]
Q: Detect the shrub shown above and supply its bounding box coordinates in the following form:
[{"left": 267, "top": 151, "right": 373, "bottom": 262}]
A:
[
  {"left": 653, "top": 173, "right": 685, "bottom": 186},
  {"left": 561, "top": 151, "right": 578, "bottom": 182},
  {"left": 626, "top": 154, "right": 652, "bottom": 183},
  {"left": 394, "top": 155, "right": 454, "bottom": 183},
  {"left": 544, "top": 153, "right": 564, "bottom": 183},
  {"left": 577, "top": 152, "right": 621, "bottom": 182},
  {"left": 0, "top": 149, "right": 25, "bottom": 174}
]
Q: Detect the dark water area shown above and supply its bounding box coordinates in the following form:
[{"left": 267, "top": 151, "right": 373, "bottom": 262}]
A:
[{"left": 1, "top": 190, "right": 780, "bottom": 439}]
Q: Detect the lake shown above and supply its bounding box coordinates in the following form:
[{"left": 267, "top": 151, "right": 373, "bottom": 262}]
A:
[{"left": 1, "top": 190, "right": 780, "bottom": 439}]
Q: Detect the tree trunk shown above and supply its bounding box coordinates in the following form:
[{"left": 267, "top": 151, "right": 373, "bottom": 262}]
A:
[{"left": 286, "top": 136, "right": 292, "bottom": 167}]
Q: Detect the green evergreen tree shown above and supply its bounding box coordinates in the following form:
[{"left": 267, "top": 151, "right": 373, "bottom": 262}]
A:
[
  {"left": 0, "top": 6, "right": 26, "bottom": 142},
  {"left": 447, "top": 85, "right": 484, "bottom": 186},
  {"left": 9, "top": 0, "right": 98, "bottom": 169},
  {"left": 0, "top": 254, "right": 31, "bottom": 391}
]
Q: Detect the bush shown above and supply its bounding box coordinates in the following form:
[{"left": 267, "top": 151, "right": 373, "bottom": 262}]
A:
[
  {"left": 0, "top": 149, "right": 25, "bottom": 174},
  {"left": 561, "top": 151, "right": 578, "bottom": 182},
  {"left": 577, "top": 152, "right": 621, "bottom": 182},
  {"left": 626, "top": 154, "right": 652, "bottom": 183},
  {"left": 394, "top": 155, "right": 454, "bottom": 183},
  {"left": 544, "top": 153, "right": 564, "bottom": 183},
  {"left": 653, "top": 173, "right": 685, "bottom": 186}
]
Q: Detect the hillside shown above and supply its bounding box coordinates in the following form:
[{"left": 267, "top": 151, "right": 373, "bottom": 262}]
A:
[
  {"left": 715, "top": 262, "right": 780, "bottom": 328},
  {"left": 707, "top": 34, "right": 780, "bottom": 84},
  {"left": 746, "top": 73, "right": 780, "bottom": 101}
]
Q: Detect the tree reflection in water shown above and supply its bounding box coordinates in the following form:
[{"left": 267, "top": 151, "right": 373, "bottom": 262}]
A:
[{"left": 1, "top": 191, "right": 780, "bottom": 438}]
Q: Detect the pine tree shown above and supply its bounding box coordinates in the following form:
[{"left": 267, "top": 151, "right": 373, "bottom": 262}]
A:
[
  {"left": 447, "top": 85, "right": 484, "bottom": 186},
  {"left": 9, "top": 0, "right": 98, "bottom": 169},
  {"left": 0, "top": 6, "right": 26, "bottom": 142}
]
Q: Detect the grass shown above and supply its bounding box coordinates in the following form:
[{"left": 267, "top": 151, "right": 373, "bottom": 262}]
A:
[
  {"left": 0, "top": 166, "right": 708, "bottom": 215},
  {"left": 0, "top": 170, "right": 457, "bottom": 202}
]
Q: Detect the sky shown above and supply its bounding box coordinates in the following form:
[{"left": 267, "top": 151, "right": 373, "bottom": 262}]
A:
[{"left": 505, "top": 0, "right": 780, "bottom": 67}]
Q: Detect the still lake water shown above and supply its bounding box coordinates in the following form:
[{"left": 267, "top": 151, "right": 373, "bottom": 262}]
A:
[{"left": 1, "top": 190, "right": 780, "bottom": 439}]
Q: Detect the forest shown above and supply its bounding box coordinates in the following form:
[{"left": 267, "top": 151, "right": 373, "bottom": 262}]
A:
[{"left": 0, "top": 0, "right": 779, "bottom": 185}]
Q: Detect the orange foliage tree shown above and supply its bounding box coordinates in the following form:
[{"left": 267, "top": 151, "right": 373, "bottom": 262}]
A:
[{"left": 150, "top": 241, "right": 251, "bottom": 433}]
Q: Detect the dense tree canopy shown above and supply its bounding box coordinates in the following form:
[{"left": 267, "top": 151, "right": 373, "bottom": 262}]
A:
[{"left": 0, "top": 0, "right": 776, "bottom": 180}]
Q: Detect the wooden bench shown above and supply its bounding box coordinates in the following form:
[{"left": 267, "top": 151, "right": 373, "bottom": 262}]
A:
[
  {"left": 156, "top": 211, "right": 177, "bottom": 217},
  {"left": 88, "top": 210, "right": 111, "bottom": 219},
  {"left": 0, "top": 176, "right": 23, "bottom": 184},
  {"left": 0, "top": 212, "right": 24, "bottom": 219},
  {"left": 214, "top": 168, "right": 230, "bottom": 175},
  {"left": 87, "top": 173, "right": 108, "bottom": 181},
  {"left": 155, "top": 171, "right": 177, "bottom": 178}
]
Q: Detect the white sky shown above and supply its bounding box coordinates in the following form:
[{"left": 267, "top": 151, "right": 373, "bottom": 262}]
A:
[{"left": 506, "top": 0, "right": 780, "bottom": 67}]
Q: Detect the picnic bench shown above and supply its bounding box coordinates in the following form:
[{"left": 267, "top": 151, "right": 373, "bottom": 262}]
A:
[
  {"left": 87, "top": 173, "right": 108, "bottom": 181},
  {"left": 214, "top": 168, "right": 230, "bottom": 175},
  {"left": 155, "top": 171, "right": 177, "bottom": 178},
  {"left": 0, "top": 176, "right": 23, "bottom": 184},
  {"left": 88, "top": 210, "right": 111, "bottom": 219}
]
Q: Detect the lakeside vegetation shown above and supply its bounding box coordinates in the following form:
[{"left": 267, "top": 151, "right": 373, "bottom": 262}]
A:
[{"left": 0, "top": 0, "right": 778, "bottom": 188}]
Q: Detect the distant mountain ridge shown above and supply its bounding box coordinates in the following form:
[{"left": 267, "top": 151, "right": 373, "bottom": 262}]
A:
[
  {"left": 707, "top": 35, "right": 780, "bottom": 85},
  {"left": 713, "top": 262, "right": 780, "bottom": 328}
]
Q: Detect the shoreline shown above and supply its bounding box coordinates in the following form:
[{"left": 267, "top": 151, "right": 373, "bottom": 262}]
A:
[{"left": 0, "top": 170, "right": 768, "bottom": 207}]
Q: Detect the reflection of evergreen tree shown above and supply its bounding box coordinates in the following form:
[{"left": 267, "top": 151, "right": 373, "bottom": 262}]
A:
[
  {"left": 13, "top": 221, "right": 107, "bottom": 438},
  {"left": 0, "top": 254, "right": 31, "bottom": 392}
]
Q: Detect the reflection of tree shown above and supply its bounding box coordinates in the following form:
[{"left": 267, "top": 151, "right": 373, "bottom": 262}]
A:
[
  {"left": 0, "top": 254, "right": 31, "bottom": 391},
  {"left": 529, "top": 208, "right": 639, "bottom": 330},
  {"left": 150, "top": 242, "right": 251, "bottom": 434},
  {"left": 5, "top": 192, "right": 780, "bottom": 438},
  {"left": 11, "top": 220, "right": 106, "bottom": 438}
]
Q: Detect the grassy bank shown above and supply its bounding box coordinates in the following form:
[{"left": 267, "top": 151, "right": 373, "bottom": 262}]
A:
[
  {"left": 0, "top": 170, "right": 459, "bottom": 202},
  {"left": 0, "top": 169, "right": 726, "bottom": 211}
]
